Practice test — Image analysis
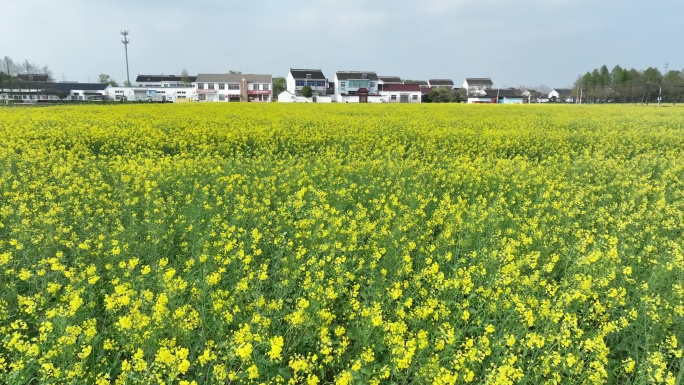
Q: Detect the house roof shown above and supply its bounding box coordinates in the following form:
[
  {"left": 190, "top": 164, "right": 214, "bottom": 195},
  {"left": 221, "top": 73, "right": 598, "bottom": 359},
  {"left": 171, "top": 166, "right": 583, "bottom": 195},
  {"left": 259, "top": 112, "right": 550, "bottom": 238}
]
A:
[
  {"left": 17, "top": 74, "right": 50, "bottom": 82},
  {"left": 195, "top": 74, "right": 272, "bottom": 83},
  {"left": 380, "top": 84, "right": 422, "bottom": 92},
  {"left": 378, "top": 76, "right": 402, "bottom": 83},
  {"left": 289, "top": 69, "right": 326, "bottom": 80},
  {"left": 429, "top": 79, "right": 455, "bottom": 86},
  {"left": 404, "top": 80, "right": 429, "bottom": 86},
  {"left": 53, "top": 82, "right": 109, "bottom": 91},
  {"left": 465, "top": 78, "right": 494, "bottom": 86},
  {"left": 136, "top": 74, "right": 197, "bottom": 83},
  {"left": 335, "top": 71, "right": 378, "bottom": 81},
  {"left": 552, "top": 88, "right": 573, "bottom": 94},
  {"left": 480, "top": 89, "right": 522, "bottom": 98}
]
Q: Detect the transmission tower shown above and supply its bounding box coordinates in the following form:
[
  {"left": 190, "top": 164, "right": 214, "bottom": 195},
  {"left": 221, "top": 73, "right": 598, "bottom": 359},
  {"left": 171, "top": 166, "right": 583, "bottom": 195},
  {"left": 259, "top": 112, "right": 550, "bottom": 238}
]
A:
[{"left": 121, "top": 30, "right": 131, "bottom": 85}]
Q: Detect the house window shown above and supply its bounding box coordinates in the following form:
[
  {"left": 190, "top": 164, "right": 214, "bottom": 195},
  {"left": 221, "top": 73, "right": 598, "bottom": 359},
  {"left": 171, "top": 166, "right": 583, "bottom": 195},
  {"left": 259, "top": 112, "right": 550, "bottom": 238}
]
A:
[
  {"left": 219, "top": 94, "right": 226, "bottom": 101},
  {"left": 306, "top": 74, "right": 312, "bottom": 80},
  {"left": 412, "top": 95, "right": 418, "bottom": 100},
  {"left": 391, "top": 95, "right": 397, "bottom": 101},
  {"left": 370, "top": 82, "right": 375, "bottom": 88},
  {"left": 252, "top": 84, "right": 260, "bottom": 91},
  {"left": 296, "top": 80, "right": 305, "bottom": 87},
  {"left": 262, "top": 84, "right": 270, "bottom": 91},
  {"left": 208, "top": 83, "right": 214, "bottom": 90},
  {"left": 197, "top": 83, "right": 204, "bottom": 89},
  {"left": 219, "top": 83, "right": 225, "bottom": 90},
  {"left": 340, "top": 82, "right": 346, "bottom": 88},
  {"left": 228, "top": 84, "right": 239, "bottom": 90}
]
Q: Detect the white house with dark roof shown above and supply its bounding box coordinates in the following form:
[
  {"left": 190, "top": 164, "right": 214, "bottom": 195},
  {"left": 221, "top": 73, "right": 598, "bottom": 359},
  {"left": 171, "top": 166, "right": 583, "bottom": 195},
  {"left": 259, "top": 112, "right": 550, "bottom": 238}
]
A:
[
  {"left": 379, "top": 83, "right": 422, "bottom": 103},
  {"left": 463, "top": 78, "right": 494, "bottom": 95},
  {"left": 136, "top": 74, "right": 197, "bottom": 87},
  {"left": 105, "top": 85, "right": 195, "bottom": 102},
  {"left": 378, "top": 76, "right": 403, "bottom": 85},
  {"left": 286, "top": 69, "right": 328, "bottom": 96},
  {"left": 548, "top": 88, "right": 575, "bottom": 103},
  {"left": 334, "top": 71, "right": 382, "bottom": 103},
  {"left": 428, "top": 79, "right": 455, "bottom": 90},
  {"left": 194, "top": 74, "right": 272, "bottom": 102}
]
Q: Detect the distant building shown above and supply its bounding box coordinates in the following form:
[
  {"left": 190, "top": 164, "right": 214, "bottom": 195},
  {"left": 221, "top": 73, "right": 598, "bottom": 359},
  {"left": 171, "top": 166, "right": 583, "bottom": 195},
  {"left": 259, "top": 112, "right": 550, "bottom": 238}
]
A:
[
  {"left": 463, "top": 78, "right": 494, "bottom": 95},
  {"left": 549, "top": 88, "right": 575, "bottom": 103},
  {"left": 286, "top": 69, "right": 329, "bottom": 97},
  {"left": 428, "top": 79, "right": 455, "bottom": 90},
  {"left": 55, "top": 83, "right": 109, "bottom": 101},
  {"left": 467, "top": 89, "right": 523, "bottom": 104},
  {"left": 194, "top": 74, "right": 272, "bottom": 102},
  {"left": 379, "top": 83, "right": 422, "bottom": 103},
  {"left": 136, "top": 74, "right": 196, "bottom": 87},
  {"left": 334, "top": 71, "right": 382, "bottom": 103},
  {"left": 378, "top": 76, "right": 403, "bottom": 86}
]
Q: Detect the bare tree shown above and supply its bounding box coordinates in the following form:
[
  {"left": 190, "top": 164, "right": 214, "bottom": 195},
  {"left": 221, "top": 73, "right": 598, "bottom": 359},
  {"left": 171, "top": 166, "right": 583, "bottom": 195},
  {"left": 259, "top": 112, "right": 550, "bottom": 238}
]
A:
[
  {"left": 3, "top": 56, "right": 17, "bottom": 93},
  {"left": 181, "top": 68, "right": 191, "bottom": 86}
]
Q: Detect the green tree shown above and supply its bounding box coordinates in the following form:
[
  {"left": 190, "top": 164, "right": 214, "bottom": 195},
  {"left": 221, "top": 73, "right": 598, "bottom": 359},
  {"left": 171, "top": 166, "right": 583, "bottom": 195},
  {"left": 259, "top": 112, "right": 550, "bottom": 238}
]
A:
[
  {"left": 301, "top": 85, "right": 313, "bottom": 98},
  {"left": 228, "top": 70, "right": 242, "bottom": 75},
  {"left": 181, "top": 69, "right": 191, "bottom": 86},
  {"left": 272, "top": 77, "right": 286, "bottom": 97}
]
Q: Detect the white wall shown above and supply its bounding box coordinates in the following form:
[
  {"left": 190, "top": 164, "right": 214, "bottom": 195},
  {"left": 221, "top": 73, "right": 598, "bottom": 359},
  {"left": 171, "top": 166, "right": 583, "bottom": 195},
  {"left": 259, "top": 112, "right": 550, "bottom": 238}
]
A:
[{"left": 379, "top": 91, "right": 422, "bottom": 103}]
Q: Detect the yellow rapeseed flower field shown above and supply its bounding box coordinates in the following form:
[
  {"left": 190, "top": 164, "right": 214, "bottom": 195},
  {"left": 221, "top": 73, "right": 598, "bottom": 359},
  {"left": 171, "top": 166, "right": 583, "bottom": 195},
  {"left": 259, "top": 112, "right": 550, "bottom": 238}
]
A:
[{"left": 0, "top": 103, "right": 683, "bottom": 384}]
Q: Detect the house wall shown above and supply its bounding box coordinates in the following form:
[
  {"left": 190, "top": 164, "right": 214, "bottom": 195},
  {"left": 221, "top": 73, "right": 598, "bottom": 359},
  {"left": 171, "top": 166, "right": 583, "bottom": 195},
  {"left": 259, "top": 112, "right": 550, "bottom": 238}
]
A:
[
  {"left": 379, "top": 91, "right": 422, "bottom": 103},
  {"left": 193, "top": 80, "right": 272, "bottom": 102},
  {"left": 336, "top": 95, "right": 383, "bottom": 103},
  {"left": 501, "top": 98, "right": 523, "bottom": 104},
  {"left": 106, "top": 86, "right": 195, "bottom": 102},
  {"left": 334, "top": 76, "right": 378, "bottom": 97},
  {"left": 287, "top": 73, "right": 327, "bottom": 96}
]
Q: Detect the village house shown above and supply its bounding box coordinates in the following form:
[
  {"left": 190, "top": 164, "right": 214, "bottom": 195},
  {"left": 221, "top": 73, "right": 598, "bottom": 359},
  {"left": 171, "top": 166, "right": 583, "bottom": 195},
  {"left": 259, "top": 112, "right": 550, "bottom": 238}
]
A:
[
  {"left": 378, "top": 76, "right": 403, "bottom": 86},
  {"left": 334, "top": 71, "right": 382, "bottom": 103},
  {"left": 194, "top": 74, "right": 272, "bottom": 102},
  {"left": 136, "top": 74, "right": 196, "bottom": 87},
  {"left": 467, "top": 89, "right": 524, "bottom": 104},
  {"left": 428, "top": 79, "right": 455, "bottom": 90},
  {"left": 278, "top": 69, "right": 332, "bottom": 102},
  {"left": 548, "top": 88, "right": 575, "bottom": 103},
  {"left": 379, "top": 83, "right": 422, "bottom": 103},
  {"left": 463, "top": 78, "right": 494, "bottom": 95}
]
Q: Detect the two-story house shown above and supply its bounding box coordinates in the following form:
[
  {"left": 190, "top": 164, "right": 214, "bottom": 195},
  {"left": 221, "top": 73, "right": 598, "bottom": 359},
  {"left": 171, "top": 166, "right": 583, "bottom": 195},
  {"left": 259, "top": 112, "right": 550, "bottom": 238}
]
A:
[
  {"left": 428, "top": 79, "right": 455, "bottom": 90},
  {"left": 286, "top": 69, "right": 328, "bottom": 96},
  {"left": 334, "top": 71, "right": 381, "bottom": 103},
  {"left": 194, "top": 74, "right": 272, "bottom": 102},
  {"left": 463, "top": 78, "right": 494, "bottom": 95}
]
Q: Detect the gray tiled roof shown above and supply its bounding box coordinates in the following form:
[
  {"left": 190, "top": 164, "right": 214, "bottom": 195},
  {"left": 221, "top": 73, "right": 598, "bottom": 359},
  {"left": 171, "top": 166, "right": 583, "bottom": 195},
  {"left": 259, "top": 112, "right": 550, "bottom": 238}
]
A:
[
  {"left": 404, "top": 80, "right": 429, "bottom": 86},
  {"left": 335, "top": 71, "right": 379, "bottom": 81},
  {"left": 429, "top": 79, "right": 455, "bottom": 86},
  {"left": 378, "top": 76, "right": 402, "bottom": 83},
  {"left": 53, "top": 82, "right": 109, "bottom": 91},
  {"left": 195, "top": 74, "right": 272, "bottom": 83},
  {"left": 136, "top": 75, "right": 197, "bottom": 82},
  {"left": 465, "top": 78, "right": 494, "bottom": 85},
  {"left": 290, "top": 69, "right": 326, "bottom": 80}
]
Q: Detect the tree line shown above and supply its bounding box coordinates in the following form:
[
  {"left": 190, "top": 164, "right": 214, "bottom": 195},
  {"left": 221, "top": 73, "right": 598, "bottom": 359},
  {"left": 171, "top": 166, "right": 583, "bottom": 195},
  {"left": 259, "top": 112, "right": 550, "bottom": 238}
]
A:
[
  {"left": 574, "top": 65, "right": 684, "bottom": 104},
  {"left": 1, "top": 56, "right": 54, "bottom": 88}
]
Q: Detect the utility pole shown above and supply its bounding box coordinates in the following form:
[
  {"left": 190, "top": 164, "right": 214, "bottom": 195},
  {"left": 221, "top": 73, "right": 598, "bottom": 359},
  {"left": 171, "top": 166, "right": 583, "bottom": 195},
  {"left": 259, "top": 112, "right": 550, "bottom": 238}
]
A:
[
  {"left": 121, "top": 30, "right": 131, "bottom": 86},
  {"left": 659, "top": 63, "right": 668, "bottom": 107}
]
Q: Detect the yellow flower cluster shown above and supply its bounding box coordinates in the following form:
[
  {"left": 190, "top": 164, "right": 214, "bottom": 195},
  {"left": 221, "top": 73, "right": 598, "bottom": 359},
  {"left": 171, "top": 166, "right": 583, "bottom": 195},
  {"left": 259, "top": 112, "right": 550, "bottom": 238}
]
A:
[{"left": 0, "top": 103, "right": 683, "bottom": 383}]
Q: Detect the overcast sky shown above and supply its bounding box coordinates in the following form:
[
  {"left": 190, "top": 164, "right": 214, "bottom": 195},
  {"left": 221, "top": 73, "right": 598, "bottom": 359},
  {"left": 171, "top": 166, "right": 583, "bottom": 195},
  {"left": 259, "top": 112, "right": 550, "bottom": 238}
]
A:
[{"left": 3, "top": 0, "right": 682, "bottom": 87}]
